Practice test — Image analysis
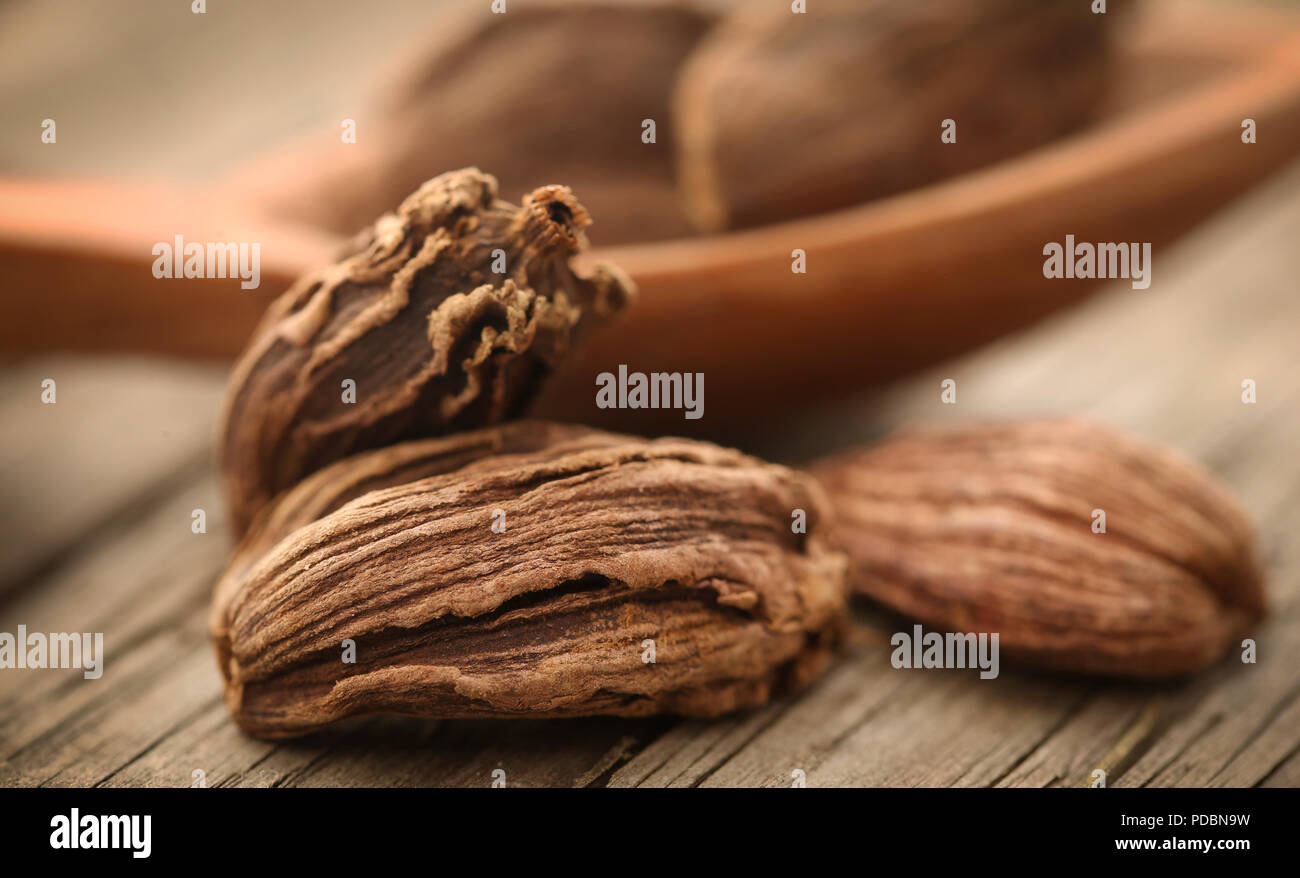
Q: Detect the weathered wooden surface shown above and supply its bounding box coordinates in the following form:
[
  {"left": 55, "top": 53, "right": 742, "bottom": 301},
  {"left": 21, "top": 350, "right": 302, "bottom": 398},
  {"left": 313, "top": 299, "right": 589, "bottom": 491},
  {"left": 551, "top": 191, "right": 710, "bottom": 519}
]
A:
[{"left": 1, "top": 160, "right": 1297, "bottom": 788}]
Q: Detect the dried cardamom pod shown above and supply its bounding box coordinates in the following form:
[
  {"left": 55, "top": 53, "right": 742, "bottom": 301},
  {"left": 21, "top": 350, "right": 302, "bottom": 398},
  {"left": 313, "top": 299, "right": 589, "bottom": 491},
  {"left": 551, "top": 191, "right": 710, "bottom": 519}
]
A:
[
  {"left": 278, "top": 2, "right": 717, "bottom": 245},
  {"left": 220, "top": 168, "right": 633, "bottom": 535},
  {"left": 810, "top": 420, "right": 1266, "bottom": 677},
  {"left": 212, "top": 423, "right": 847, "bottom": 739},
  {"left": 675, "top": 0, "right": 1119, "bottom": 232}
]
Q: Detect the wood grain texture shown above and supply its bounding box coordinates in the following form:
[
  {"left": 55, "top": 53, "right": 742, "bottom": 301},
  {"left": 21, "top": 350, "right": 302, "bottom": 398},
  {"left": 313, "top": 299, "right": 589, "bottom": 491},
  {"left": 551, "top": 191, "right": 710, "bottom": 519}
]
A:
[
  {"left": 0, "top": 357, "right": 225, "bottom": 599},
  {"left": 2, "top": 159, "right": 1298, "bottom": 786}
]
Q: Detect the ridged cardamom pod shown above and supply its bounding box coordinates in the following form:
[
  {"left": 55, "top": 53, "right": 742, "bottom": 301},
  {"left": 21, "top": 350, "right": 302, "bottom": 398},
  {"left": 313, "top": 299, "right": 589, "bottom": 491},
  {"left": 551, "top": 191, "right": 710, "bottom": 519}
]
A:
[
  {"left": 810, "top": 419, "right": 1266, "bottom": 677},
  {"left": 212, "top": 423, "right": 848, "bottom": 739},
  {"left": 220, "top": 168, "right": 633, "bottom": 535}
]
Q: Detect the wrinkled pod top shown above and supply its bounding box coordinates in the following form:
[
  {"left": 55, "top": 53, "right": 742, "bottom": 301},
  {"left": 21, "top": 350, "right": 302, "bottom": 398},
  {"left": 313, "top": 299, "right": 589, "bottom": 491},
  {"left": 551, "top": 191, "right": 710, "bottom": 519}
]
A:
[{"left": 220, "top": 168, "right": 634, "bottom": 535}]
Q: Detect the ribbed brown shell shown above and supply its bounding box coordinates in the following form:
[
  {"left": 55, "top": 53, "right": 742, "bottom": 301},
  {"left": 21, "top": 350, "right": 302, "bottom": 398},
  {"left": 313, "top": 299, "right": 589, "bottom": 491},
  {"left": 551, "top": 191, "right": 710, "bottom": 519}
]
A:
[
  {"left": 278, "top": 2, "right": 717, "bottom": 245},
  {"left": 810, "top": 419, "right": 1266, "bottom": 677},
  {"left": 220, "top": 168, "right": 633, "bottom": 535},
  {"left": 212, "top": 423, "right": 848, "bottom": 739},
  {"left": 675, "top": 0, "right": 1120, "bottom": 232}
]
